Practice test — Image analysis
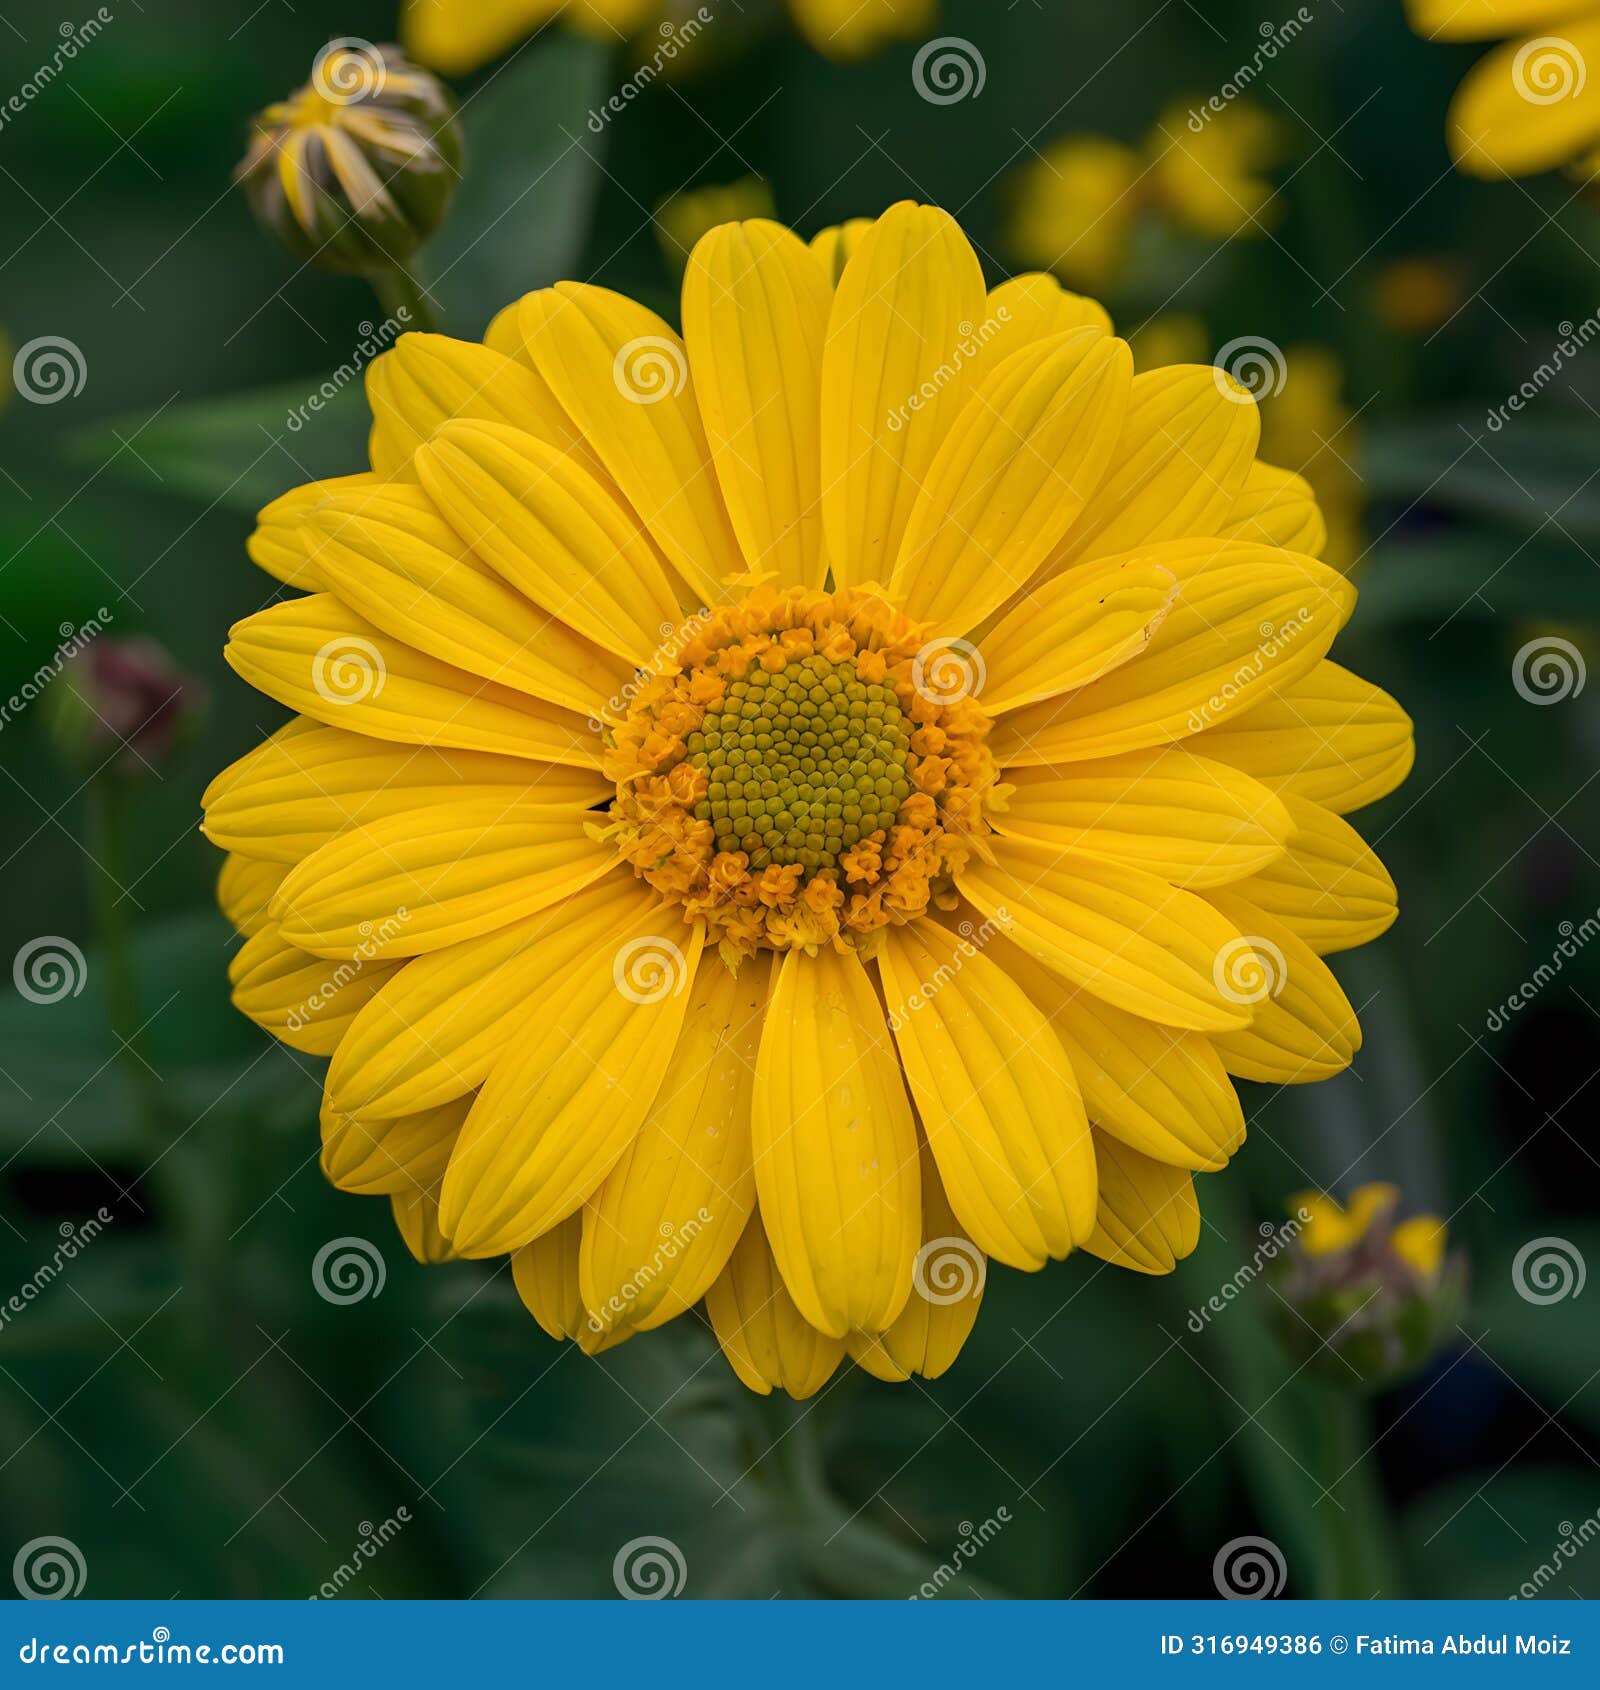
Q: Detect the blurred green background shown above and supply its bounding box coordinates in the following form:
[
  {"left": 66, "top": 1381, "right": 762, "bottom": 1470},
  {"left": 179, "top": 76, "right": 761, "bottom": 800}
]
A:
[{"left": 2, "top": 0, "right": 1598, "bottom": 1600}]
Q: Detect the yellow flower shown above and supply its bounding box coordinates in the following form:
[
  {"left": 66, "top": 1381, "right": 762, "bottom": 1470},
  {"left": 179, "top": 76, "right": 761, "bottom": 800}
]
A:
[
  {"left": 656, "top": 179, "right": 777, "bottom": 270},
  {"left": 1007, "top": 101, "right": 1282, "bottom": 294},
  {"left": 1408, "top": 0, "right": 1600, "bottom": 177},
  {"left": 1147, "top": 100, "right": 1285, "bottom": 239},
  {"left": 205, "top": 203, "right": 1413, "bottom": 1396},
  {"left": 1258, "top": 344, "right": 1364, "bottom": 574},
  {"left": 403, "top": 0, "right": 934, "bottom": 75},
  {"left": 1373, "top": 256, "right": 1461, "bottom": 333}
]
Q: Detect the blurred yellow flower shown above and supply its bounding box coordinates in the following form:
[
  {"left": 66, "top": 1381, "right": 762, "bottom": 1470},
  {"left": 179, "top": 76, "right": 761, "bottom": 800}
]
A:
[
  {"left": 1407, "top": 0, "right": 1600, "bottom": 178},
  {"left": 657, "top": 179, "right": 776, "bottom": 269},
  {"left": 1007, "top": 100, "right": 1283, "bottom": 294},
  {"left": 1373, "top": 255, "right": 1462, "bottom": 333},
  {"left": 1007, "top": 136, "right": 1147, "bottom": 293},
  {"left": 404, "top": 0, "right": 935, "bottom": 75},
  {"left": 1259, "top": 344, "right": 1364, "bottom": 573},
  {"left": 1148, "top": 100, "right": 1285, "bottom": 239}
]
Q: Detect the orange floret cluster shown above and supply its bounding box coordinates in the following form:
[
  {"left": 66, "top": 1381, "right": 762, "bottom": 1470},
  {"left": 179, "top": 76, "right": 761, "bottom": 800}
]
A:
[{"left": 600, "top": 586, "right": 999, "bottom": 965}]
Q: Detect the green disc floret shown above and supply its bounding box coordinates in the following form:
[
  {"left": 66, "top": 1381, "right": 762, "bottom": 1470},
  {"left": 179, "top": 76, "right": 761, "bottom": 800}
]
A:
[{"left": 688, "top": 656, "right": 914, "bottom": 870}]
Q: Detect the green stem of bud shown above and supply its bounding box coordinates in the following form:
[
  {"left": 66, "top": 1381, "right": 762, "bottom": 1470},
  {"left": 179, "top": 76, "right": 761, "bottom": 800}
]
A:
[
  {"left": 368, "top": 258, "right": 439, "bottom": 337},
  {"left": 1313, "top": 1388, "right": 1405, "bottom": 1599}
]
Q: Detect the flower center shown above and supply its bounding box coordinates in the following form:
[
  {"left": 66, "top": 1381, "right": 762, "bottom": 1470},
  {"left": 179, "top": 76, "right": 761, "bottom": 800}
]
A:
[
  {"left": 688, "top": 658, "right": 914, "bottom": 872},
  {"left": 600, "top": 586, "right": 998, "bottom": 964}
]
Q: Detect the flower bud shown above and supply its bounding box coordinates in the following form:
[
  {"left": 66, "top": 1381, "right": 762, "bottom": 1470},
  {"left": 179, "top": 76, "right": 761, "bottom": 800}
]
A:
[
  {"left": 235, "top": 41, "right": 463, "bottom": 277},
  {"left": 49, "top": 635, "right": 205, "bottom": 777},
  {"left": 1269, "top": 1183, "right": 1464, "bottom": 1390}
]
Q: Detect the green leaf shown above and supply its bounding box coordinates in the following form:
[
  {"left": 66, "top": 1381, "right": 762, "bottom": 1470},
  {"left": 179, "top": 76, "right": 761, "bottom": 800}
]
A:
[
  {"left": 427, "top": 35, "right": 613, "bottom": 335},
  {"left": 66, "top": 376, "right": 369, "bottom": 514}
]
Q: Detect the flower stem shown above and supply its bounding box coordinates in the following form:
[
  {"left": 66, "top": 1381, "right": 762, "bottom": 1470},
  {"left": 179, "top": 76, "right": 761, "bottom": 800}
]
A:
[
  {"left": 367, "top": 258, "right": 438, "bottom": 335},
  {"left": 1313, "top": 1388, "right": 1403, "bottom": 1598}
]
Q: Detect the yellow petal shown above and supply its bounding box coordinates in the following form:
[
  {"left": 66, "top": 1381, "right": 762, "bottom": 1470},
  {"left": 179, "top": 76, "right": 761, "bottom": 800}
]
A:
[
  {"left": 990, "top": 540, "right": 1355, "bottom": 766},
  {"left": 847, "top": 1141, "right": 985, "bottom": 1382},
  {"left": 302, "top": 486, "right": 633, "bottom": 718},
  {"left": 226, "top": 595, "right": 599, "bottom": 767},
  {"left": 890, "top": 330, "right": 1133, "bottom": 629},
  {"left": 516, "top": 281, "right": 743, "bottom": 605},
  {"left": 1225, "top": 794, "right": 1397, "bottom": 955},
  {"left": 819, "top": 202, "right": 986, "bottom": 586},
  {"left": 229, "top": 921, "right": 401, "bottom": 1056},
  {"left": 1220, "top": 460, "right": 1326, "bottom": 556},
  {"left": 998, "top": 937, "right": 1244, "bottom": 1172},
  {"left": 752, "top": 944, "right": 920, "bottom": 1338},
  {"left": 994, "top": 748, "right": 1293, "bottom": 889},
  {"left": 511, "top": 1213, "right": 589, "bottom": 1343},
  {"left": 681, "top": 220, "right": 832, "bottom": 588},
  {"left": 580, "top": 952, "right": 771, "bottom": 1337},
  {"left": 202, "top": 718, "right": 607, "bottom": 865},
  {"left": 325, "top": 875, "right": 656, "bottom": 1120},
  {"left": 1192, "top": 659, "right": 1415, "bottom": 815},
  {"left": 976, "top": 273, "right": 1113, "bottom": 369},
  {"left": 391, "top": 1184, "right": 457, "bottom": 1264},
  {"left": 1447, "top": 22, "right": 1600, "bottom": 177},
  {"left": 1391, "top": 1214, "right": 1447, "bottom": 1279},
  {"left": 1407, "top": 0, "right": 1595, "bottom": 41},
  {"left": 248, "top": 473, "right": 378, "bottom": 590},
  {"left": 440, "top": 914, "right": 705, "bottom": 1256},
  {"left": 415, "top": 419, "right": 685, "bottom": 668},
  {"left": 978, "top": 554, "right": 1180, "bottom": 712},
  {"left": 879, "top": 921, "right": 1095, "bottom": 1269},
  {"left": 705, "top": 1210, "right": 845, "bottom": 1399},
  {"left": 321, "top": 1094, "right": 472, "bottom": 1195},
  {"left": 1205, "top": 890, "right": 1362, "bottom": 1083},
  {"left": 1082, "top": 1134, "right": 1201, "bottom": 1274},
  {"left": 217, "top": 853, "right": 285, "bottom": 938},
  {"left": 1050, "top": 365, "right": 1260, "bottom": 569},
  {"left": 366, "top": 333, "right": 580, "bottom": 477},
  {"left": 958, "top": 836, "right": 1252, "bottom": 1033},
  {"left": 808, "top": 218, "right": 874, "bottom": 285},
  {"left": 272, "top": 803, "right": 615, "bottom": 960}
]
